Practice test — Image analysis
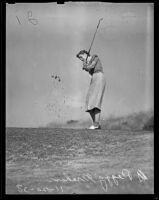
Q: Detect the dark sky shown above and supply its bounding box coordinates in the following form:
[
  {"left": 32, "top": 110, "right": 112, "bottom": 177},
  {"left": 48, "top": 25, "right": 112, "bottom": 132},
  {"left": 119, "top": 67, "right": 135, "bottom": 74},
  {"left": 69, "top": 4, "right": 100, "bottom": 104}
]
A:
[{"left": 6, "top": 3, "right": 154, "bottom": 127}]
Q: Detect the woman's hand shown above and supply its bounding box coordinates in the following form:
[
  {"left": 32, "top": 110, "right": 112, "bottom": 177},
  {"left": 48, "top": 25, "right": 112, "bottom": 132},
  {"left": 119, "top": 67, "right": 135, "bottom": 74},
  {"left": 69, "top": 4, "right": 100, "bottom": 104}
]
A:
[
  {"left": 82, "top": 66, "right": 89, "bottom": 71},
  {"left": 83, "top": 67, "right": 89, "bottom": 71},
  {"left": 83, "top": 61, "right": 88, "bottom": 66},
  {"left": 82, "top": 61, "right": 89, "bottom": 71}
]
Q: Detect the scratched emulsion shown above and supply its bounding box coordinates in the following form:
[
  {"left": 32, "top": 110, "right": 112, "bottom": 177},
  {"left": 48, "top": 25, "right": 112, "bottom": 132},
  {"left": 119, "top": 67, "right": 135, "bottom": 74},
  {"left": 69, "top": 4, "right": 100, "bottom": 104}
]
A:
[{"left": 6, "top": 128, "right": 153, "bottom": 194}]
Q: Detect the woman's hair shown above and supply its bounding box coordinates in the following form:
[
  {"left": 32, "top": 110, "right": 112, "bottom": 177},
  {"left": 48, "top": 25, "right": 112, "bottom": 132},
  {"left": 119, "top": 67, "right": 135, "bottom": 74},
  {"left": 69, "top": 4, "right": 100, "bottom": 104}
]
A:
[{"left": 76, "top": 50, "right": 90, "bottom": 58}]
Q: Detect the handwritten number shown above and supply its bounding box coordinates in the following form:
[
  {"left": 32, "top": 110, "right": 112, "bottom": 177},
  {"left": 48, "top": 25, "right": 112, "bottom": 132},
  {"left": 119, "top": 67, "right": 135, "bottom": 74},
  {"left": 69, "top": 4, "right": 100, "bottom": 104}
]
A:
[
  {"left": 55, "top": 186, "right": 59, "bottom": 192},
  {"left": 99, "top": 180, "right": 107, "bottom": 192},
  {"left": 60, "top": 186, "right": 63, "bottom": 193},
  {"left": 137, "top": 169, "right": 148, "bottom": 182},
  {"left": 16, "top": 16, "right": 21, "bottom": 25},
  {"left": 28, "top": 10, "right": 32, "bottom": 18},
  {"left": 15, "top": 11, "right": 38, "bottom": 26},
  {"left": 29, "top": 18, "right": 38, "bottom": 25},
  {"left": 27, "top": 10, "right": 38, "bottom": 25},
  {"left": 16, "top": 184, "right": 23, "bottom": 193}
]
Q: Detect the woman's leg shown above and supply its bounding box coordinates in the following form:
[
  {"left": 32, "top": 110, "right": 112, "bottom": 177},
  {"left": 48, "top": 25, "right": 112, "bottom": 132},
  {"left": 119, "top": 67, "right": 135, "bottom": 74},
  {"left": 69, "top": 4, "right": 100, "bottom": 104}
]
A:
[
  {"left": 88, "top": 110, "right": 95, "bottom": 125},
  {"left": 93, "top": 108, "right": 101, "bottom": 127}
]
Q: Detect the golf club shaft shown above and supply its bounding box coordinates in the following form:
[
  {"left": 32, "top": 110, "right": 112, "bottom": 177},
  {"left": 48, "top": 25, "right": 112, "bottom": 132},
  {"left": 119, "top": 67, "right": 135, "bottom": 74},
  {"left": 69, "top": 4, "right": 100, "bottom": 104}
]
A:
[{"left": 86, "top": 18, "right": 103, "bottom": 62}]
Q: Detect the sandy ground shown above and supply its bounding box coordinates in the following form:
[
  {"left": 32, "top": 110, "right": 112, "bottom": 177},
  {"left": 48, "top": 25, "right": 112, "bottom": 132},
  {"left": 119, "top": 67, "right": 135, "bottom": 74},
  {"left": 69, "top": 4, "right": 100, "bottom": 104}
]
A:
[{"left": 6, "top": 128, "right": 154, "bottom": 194}]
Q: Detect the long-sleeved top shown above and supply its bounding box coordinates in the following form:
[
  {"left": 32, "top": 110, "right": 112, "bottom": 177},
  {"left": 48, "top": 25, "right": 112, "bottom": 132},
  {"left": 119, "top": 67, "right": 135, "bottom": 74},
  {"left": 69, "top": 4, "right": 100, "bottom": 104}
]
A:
[{"left": 83, "top": 55, "right": 103, "bottom": 75}]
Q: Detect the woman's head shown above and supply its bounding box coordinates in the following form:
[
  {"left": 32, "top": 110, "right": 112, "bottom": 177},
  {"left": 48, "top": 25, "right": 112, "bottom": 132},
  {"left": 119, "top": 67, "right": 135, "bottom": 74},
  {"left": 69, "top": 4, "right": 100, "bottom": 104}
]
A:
[{"left": 76, "top": 50, "right": 90, "bottom": 62}]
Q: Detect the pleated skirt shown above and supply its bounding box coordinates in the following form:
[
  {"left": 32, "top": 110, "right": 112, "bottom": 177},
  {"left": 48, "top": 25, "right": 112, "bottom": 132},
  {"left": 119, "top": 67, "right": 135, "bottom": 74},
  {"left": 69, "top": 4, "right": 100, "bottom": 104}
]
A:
[{"left": 85, "top": 72, "right": 106, "bottom": 112}]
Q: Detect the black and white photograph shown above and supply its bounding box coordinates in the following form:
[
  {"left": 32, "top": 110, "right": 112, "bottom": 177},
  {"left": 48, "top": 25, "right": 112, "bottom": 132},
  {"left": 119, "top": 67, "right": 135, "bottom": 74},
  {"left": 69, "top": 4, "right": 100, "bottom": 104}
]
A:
[{"left": 6, "top": 2, "right": 154, "bottom": 194}]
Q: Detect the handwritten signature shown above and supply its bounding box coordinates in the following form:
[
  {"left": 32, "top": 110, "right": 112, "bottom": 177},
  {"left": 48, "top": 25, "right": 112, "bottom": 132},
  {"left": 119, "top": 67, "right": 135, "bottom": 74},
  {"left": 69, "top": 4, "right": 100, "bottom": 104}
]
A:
[{"left": 16, "top": 168, "right": 148, "bottom": 193}]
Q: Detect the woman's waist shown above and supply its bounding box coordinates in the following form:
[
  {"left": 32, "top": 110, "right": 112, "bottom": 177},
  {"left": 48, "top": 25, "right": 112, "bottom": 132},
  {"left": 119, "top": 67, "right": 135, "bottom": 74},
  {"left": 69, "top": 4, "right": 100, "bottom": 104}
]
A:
[
  {"left": 91, "top": 70, "right": 104, "bottom": 76},
  {"left": 89, "top": 67, "right": 103, "bottom": 74},
  {"left": 91, "top": 71, "right": 106, "bottom": 81}
]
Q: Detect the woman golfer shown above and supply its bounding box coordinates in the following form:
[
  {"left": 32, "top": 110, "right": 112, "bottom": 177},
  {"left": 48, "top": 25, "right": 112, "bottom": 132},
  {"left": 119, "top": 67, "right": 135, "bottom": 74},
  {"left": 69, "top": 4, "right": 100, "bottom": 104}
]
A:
[{"left": 76, "top": 50, "right": 106, "bottom": 129}]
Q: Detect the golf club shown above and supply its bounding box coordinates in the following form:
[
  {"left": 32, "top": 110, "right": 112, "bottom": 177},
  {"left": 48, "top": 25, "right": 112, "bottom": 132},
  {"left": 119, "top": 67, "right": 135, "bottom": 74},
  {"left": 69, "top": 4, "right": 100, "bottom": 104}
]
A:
[{"left": 86, "top": 18, "right": 103, "bottom": 63}]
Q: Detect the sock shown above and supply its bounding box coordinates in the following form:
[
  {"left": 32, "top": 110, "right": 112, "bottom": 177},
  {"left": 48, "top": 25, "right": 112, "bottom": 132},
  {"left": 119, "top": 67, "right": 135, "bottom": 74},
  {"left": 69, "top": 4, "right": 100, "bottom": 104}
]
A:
[{"left": 94, "top": 122, "right": 99, "bottom": 127}]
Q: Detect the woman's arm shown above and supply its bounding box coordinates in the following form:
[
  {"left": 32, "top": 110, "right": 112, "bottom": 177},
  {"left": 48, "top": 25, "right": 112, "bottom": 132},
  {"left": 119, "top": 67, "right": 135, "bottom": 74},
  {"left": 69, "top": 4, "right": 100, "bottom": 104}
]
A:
[
  {"left": 85, "top": 60, "right": 97, "bottom": 69},
  {"left": 82, "top": 62, "right": 89, "bottom": 71},
  {"left": 83, "top": 56, "right": 98, "bottom": 71}
]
